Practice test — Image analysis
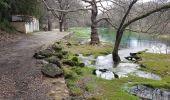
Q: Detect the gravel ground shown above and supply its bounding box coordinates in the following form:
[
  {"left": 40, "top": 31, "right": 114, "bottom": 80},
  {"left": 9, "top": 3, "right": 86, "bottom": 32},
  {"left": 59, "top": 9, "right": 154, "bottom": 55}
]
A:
[{"left": 0, "top": 30, "right": 70, "bottom": 100}]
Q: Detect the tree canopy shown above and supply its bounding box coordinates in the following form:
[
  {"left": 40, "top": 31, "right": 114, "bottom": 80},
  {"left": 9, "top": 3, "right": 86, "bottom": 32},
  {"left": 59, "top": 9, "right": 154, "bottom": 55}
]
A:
[{"left": 0, "top": 0, "right": 43, "bottom": 21}]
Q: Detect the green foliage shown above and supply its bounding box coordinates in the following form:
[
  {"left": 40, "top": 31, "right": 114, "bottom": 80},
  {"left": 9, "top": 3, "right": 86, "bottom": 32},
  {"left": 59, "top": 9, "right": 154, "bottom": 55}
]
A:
[
  {"left": 0, "top": 0, "right": 44, "bottom": 21},
  {"left": 0, "top": 0, "right": 44, "bottom": 32}
]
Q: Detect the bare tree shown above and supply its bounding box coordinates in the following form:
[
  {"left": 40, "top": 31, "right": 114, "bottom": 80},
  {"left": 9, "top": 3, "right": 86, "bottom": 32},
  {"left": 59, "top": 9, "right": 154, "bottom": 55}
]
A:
[
  {"left": 82, "top": 0, "right": 114, "bottom": 44},
  {"left": 112, "top": 0, "right": 170, "bottom": 64},
  {"left": 42, "top": 0, "right": 87, "bottom": 32}
]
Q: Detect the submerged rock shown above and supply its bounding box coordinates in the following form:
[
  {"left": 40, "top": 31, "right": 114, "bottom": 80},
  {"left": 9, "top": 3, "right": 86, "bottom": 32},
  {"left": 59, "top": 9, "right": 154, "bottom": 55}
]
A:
[
  {"left": 42, "top": 63, "right": 63, "bottom": 78},
  {"left": 129, "top": 85, "right": 170, "bottom": 100}
]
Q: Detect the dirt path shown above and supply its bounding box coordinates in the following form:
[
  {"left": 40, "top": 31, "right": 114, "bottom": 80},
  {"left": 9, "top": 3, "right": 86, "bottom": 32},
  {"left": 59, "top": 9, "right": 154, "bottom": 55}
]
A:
[{"left": 0, "top": 30, "right": 70, "bottom": 100}]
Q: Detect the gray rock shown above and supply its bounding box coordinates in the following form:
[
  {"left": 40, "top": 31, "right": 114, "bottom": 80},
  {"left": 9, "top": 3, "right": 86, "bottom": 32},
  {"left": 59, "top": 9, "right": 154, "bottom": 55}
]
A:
[
  {"left": 41, "top": 63, "right": 63, "bottom": 78},
  {"left": 46, "top": 57, "right": 61, "bottom": 67},
  {"left": 52, "top": 44, "right": 62, "bottom": 52},
  {"left": 129, "top": 85, "right": 170, "bottom": 100},
  {"left": 34, "top": 48, "right": 55, "bottom": 59},
  {"left": 40, "top": 49, "right": 55, "bottom": 57},
  {"left": 37, "top": 60, "right": 49, "bottom": 65}
]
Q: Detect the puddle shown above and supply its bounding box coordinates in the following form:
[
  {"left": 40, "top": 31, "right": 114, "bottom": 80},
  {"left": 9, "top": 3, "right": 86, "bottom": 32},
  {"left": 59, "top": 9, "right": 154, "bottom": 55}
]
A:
[
  {"left": 129, "top": 85, "right": 170, "bottom": 100},
  {"left": 78, "top": 52, "right": 161, "bottom": 80},
  {"left": 96, "top": 70, "right": 115, "bottom": 80}
]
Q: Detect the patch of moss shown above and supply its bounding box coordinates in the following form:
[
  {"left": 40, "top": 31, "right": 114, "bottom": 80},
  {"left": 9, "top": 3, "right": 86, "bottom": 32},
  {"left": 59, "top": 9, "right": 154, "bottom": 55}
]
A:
[
  {"left": 85, "top": 82, "right": 97, "bottom": 92},
  {"left": 139, "top": 53, "right": 170, "bottom": 77},
  {"left": 64, "top": 67, "right": 78, "bottom": 80},
  {"left": 70, "top": 87, "right": 84, "bottom": 96}
]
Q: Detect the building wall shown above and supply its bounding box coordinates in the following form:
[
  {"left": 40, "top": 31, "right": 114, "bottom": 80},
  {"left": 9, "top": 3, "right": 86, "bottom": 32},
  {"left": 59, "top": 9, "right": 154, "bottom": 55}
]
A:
[
  {"left": 11, "top": 22, "right": 26, "bottom": 33},
  {"left": 11, "top": 15, "right": 39, "bottom": 33}
]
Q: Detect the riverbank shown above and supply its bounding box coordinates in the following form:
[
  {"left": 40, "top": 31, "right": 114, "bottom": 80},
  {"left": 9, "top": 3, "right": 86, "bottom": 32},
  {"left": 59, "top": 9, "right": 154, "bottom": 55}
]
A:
[
  {"left": 31, "top": 28, "right": 170, "bottom": 99},
  {"left": 60, "top": 28, "right": 170, "bottom": 99}
]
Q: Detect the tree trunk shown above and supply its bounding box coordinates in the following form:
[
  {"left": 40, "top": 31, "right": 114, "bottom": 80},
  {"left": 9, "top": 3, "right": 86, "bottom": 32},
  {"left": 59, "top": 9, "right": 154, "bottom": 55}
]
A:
[
  {"left": 90, "top": 1, "right": 100, "bottom": 45},
  {"left": 90, "top": 23, "right": 100, "bottom": 44},
  {"left": 48, "top": 18, "right": 52, "bottom": 31},
  {"left": 59, "top": 21, "right": 63, "bottom": 32},
  {"left": 112, "top": 30, "right": 123, "bottom": 64}
]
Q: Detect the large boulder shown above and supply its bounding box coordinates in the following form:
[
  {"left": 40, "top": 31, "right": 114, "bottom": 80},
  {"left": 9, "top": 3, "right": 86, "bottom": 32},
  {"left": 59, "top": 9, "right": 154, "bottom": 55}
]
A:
[
  {"left": 34, "top": 48, "right": 55, "bottom": 59},
  {"left": 46, "top": 56, "right": 62, "bottom": 68},
  {"left": 42, "top": 63, "right": 63, "bottom": 78},
  {"left": 52, "top": 44, "right": 62, "bottom": 52}
]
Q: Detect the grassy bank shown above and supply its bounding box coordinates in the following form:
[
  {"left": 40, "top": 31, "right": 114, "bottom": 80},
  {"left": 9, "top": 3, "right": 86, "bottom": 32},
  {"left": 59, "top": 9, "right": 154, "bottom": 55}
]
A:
[{"left": 62, "top": 28, "right": 170, "bottom": 100}]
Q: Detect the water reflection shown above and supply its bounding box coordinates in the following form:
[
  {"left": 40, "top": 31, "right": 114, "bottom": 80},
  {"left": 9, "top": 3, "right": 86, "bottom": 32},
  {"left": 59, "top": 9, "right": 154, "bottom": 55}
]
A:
[{"left": 99, "top": 28, "right": 170, "bottom": 54}]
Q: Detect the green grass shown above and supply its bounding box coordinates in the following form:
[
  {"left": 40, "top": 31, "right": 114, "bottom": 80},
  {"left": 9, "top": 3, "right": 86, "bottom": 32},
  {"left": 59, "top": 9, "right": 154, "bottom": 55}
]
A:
[{"left": 69, "top": 27, "right": 91, "bottom": 39}]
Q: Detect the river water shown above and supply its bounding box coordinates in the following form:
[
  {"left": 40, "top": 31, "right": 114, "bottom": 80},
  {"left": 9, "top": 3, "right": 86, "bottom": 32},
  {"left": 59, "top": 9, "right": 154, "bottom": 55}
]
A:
[{"left": 99, "top": 28, "right": 170, "bottom": 54}]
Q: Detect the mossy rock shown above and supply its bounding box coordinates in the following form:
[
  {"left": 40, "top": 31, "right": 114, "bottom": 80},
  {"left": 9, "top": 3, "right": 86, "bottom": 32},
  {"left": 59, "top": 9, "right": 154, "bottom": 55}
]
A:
[
  {"left": 74, "top": 54, "right": 79, "bottom": 56},
  {"left": 66, "top": 42, "right": 72, "bottom": 46},
  {"left": 52, "top": 44, "right": 62, "bottom": 52},
  {"left": 41, "top": 63, "right": 63, "bottom": 78},
  {"left": 62, "top": 51, "right": 68, "bottom": 55},
  {"left": 34, "top": 49, "right": 54, "bottom": 59},
  {"left": 54, "top": 53, "right": 64, "bottom": 59},
  {"left": 63, "top": 60, "right": 77, "bottom": 66},
  {"left": 46, "top": 56, "right": 61, "bottom": 68},
  {"left": 33, "top": 53, "right": 46, "bottom": 59},
  {"left": 72, "top": 57, "right": 79, "bottom": 62},
  {"left": 55, "top": 41, "right": 61, "bottom": 45},
  {"left": 78, "top": 63, "right": 85, "bottom": 67}
]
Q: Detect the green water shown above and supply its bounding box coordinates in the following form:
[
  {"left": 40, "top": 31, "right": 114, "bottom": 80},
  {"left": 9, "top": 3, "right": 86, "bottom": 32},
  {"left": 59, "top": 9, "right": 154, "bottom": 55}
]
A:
[{"left": 70, "top": 27, "right": 170, "bottom": 53}]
